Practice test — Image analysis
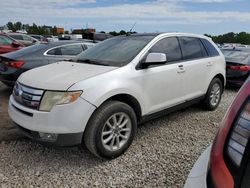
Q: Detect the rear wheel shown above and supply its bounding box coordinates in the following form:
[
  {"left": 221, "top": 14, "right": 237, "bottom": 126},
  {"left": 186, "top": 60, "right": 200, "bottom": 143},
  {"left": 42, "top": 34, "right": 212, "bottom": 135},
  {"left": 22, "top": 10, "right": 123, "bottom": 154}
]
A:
[
  {"left": 202, "top": 78, "right": 222, "bottom": 111},
  {"left": 84, "top": 100, "right": 137, "bottom": 159}
]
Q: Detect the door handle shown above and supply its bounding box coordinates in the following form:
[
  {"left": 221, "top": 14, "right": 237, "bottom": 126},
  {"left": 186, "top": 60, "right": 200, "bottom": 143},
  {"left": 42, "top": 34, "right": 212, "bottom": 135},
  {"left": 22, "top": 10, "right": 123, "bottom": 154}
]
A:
[
  {"left": 207, "top": 62, "right": 213, "bottom": 67},
  {"left": 177, "top": 65, "right": 186, "bottom": 73}
]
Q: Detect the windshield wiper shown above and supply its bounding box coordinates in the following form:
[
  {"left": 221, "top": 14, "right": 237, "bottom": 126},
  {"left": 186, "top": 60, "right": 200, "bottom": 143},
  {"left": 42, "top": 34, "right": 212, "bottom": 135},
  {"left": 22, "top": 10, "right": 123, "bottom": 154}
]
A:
[{"left": 76, "top": 59, "right": 109, "bottom": 66}]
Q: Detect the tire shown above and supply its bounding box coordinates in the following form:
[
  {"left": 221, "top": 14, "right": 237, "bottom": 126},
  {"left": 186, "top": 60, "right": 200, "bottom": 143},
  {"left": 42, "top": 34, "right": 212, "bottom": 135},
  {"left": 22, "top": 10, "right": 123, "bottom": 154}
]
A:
[
  {"left": 84, "top": 100, "right": 137, "bottom": 159},
  {"left": 202, "top": 78, "right": 223, "bottom": 111}
]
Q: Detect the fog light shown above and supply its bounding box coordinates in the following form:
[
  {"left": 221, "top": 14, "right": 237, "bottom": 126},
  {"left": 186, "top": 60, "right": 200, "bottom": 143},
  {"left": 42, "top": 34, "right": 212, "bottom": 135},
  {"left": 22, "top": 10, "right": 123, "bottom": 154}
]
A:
[{"left": 39, "top": 132, "right": 58, "bottom": 141}]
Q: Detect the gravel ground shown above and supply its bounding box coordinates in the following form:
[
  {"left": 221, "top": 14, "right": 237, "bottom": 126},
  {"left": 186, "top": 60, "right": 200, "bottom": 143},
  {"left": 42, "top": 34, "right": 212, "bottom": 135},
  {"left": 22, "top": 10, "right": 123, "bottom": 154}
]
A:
[{"left": 0, "top": 82, "right": 238, "bottom": 188}]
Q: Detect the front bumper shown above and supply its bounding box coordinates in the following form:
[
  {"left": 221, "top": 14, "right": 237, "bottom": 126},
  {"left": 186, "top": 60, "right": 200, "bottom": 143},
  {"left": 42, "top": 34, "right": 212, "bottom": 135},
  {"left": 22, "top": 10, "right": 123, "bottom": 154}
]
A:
[
  {"left": 184, "top": 146, "right": 211, "bottom": 188},
  {"left": 15, "top": 123, "right": 83, "bottom": 146},
  {"left": 8, "top": 95, "right": 96, "bottom": 146}
]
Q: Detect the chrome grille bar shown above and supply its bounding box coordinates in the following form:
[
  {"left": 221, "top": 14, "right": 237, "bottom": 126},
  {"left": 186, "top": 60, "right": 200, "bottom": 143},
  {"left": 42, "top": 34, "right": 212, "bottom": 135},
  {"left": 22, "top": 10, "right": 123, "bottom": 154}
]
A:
[{"left": 13, "top": 82, "right": 44, "bottom": 110}]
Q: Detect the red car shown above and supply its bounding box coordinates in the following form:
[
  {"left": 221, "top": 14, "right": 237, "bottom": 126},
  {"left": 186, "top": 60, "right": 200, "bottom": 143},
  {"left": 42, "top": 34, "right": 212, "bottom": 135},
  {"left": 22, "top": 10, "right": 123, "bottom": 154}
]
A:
[
  {"left": 185, "top": 77, "right": 250, "bottom": 188},
  {"left": 0, "top": 33, "right": 23, "bottom": 54}
]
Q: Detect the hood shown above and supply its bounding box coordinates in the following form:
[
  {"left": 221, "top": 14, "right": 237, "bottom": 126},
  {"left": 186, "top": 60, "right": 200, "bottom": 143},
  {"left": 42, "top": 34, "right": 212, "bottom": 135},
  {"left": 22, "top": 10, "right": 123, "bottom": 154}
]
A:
[{"left": 18, "top": 61, "right": 117, "bottom": 90}]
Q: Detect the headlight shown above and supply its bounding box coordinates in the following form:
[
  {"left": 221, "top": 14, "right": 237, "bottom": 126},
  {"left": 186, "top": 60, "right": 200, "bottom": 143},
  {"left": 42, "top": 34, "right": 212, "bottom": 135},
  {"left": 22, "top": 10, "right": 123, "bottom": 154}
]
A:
[{"left": 39, "top": 91, "right": 82, "bottom": 112}]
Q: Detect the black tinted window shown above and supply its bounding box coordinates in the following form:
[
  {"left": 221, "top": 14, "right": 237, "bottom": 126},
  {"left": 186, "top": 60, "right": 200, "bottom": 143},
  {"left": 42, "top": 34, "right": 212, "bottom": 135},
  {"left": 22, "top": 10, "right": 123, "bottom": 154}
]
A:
[
  {"left": 60, "top": 44, "right": 83, "bottom": 56},
  {"left": 22, "top": 35, "right": 34, "bottom": 41},
  {"left": 47, "top": 44, "right": 83, "bottom": 56},
  {"left": 179, "top": 37, "right": 207, "bottom": 60},
  {"left": 47, "top": 48, "right": 62, "bottom": 55},
  {"left": 10, "top": 35, "right": 23, "bottom": 40},
  {"left": 149, "top": 37, "right": 182, "bottom": 63},
  {"left": 201, "top": 39, "right": 220, "bottom": 57}
]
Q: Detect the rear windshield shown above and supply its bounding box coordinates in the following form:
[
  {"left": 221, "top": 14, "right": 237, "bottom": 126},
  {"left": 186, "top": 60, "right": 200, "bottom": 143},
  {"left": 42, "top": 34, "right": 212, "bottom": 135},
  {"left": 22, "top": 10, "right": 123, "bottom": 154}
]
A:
[
  {"left": 222, "top": 50, "right": 250, "bottom": 63},
  {"left": 2, "top": 43, "right": 47, "bottom": 59}
]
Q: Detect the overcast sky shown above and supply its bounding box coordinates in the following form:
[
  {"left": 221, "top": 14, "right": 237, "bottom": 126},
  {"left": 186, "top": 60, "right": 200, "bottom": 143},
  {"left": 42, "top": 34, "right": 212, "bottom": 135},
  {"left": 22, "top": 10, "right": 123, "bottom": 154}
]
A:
[{"left": 1, "top": 0, "right": 250, "bottom": 35}]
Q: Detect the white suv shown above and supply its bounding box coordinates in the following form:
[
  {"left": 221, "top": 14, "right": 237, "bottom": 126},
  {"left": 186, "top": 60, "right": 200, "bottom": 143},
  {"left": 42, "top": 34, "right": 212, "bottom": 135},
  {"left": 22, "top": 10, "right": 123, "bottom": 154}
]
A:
[{"left": 8, "top": 33, "right": 225, "bottom": 159}]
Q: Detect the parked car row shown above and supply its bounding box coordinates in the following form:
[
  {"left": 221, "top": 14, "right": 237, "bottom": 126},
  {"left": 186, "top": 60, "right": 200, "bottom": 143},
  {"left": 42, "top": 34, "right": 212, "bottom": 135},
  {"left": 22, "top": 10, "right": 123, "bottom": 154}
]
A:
[
  {"left": 222, "top": 47, "right": 250, "bottom": 87},
  {"left": 8, "top": 33, "right": 40, "bottom": 46},
  {"left": 2, "top": 32, "right": 248, "bottom": 88},
  {"left": 0, "top": 33, "right": 24, "bottom": 54},
  {"left": 0, "top": 40, "right": 95, "bottom": 86},
  {"left": 1, "top": 32, "right": 250, "bottom": 187},
  {"left": 7, "top": 33, "right": 226, "bottom": 159}
]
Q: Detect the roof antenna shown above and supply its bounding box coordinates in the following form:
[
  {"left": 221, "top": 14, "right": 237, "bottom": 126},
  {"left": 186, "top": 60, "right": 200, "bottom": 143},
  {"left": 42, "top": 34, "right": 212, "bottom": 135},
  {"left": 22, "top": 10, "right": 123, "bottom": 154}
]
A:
[{"left": 127, "top": 22, "right": 136, "bottom": 36}]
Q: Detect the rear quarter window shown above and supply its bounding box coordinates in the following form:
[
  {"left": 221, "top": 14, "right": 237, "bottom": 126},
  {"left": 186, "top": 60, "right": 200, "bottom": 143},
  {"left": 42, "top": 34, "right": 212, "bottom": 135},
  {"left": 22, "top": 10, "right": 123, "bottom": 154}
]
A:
[
  {"left": 179, "top": 37, "right": 208, "bottom": 60},
  {"left": 200, "top": 38, "right": 220, "bottom": 57}
]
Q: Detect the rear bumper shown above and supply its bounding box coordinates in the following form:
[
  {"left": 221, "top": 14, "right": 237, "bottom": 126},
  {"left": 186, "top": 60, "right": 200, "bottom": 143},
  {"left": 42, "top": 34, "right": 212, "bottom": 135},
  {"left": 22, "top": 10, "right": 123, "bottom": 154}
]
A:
[
  {"left": 0, "top": 68, "right": 26, "bottom": 85},
  {"left": 226, "top": 72, "right": 249, "bottom": 87},
  {"left": 184, "top": 146, "right": 211, "bottom": 188},
  {"left": 226, "top": 79, "right": 245, "bottom": 87}
]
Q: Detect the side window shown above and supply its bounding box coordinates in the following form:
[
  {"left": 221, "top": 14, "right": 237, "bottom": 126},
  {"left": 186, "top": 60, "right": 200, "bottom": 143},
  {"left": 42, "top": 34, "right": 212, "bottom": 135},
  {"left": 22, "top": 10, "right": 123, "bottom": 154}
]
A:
[
  {"left": 85, "top": 44, "right": 94, "bottom": 49},
  {"left": 47, "top": 48, "right": 62, "bottom": 55},
  {"left": 201, "top": 39, "right": 220, "bottom": 57},
  {"left": 149, "top": 37, "right": 182, "bottom": 63},
  {"left": 60, "top": 44, "right": 83, "bottom": 56},
  {"left": 0, "top": 36, "right": 12, "bottom": 45},
  {"left": 22, "top": 35, "right": 34, "bottom": 41},
  {"left": 179, "top": 37, "right": 208, "bottom": 60},
  {"left": 10, "top": 35, "right": 23, "bottom": 40}
]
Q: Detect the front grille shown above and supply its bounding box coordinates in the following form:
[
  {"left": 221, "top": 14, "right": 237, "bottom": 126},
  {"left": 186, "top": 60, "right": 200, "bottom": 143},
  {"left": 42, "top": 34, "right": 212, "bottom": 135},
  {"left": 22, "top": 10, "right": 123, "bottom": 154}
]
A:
[{"left": 13, "top": 82, "right": 44, "bottom": 110}]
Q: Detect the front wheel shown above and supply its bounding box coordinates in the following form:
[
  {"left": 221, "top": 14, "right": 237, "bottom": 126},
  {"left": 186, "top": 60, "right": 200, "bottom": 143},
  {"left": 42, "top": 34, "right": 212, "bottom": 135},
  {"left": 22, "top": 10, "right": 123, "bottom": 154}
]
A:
[
  {"left": 202, "top": 78, "right": 223, "bottom": 111},
  {"left": 84, "top": 100, "right": 137, "bottom": 159}
]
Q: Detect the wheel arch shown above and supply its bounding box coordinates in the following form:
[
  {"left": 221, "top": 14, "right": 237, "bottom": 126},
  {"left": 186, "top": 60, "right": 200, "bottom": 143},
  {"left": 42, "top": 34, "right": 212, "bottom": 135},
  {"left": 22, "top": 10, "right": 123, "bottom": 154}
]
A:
[
  {"left": 102, "top": 94, "right": 142, "bottom": 122},
  {"left": 213, "top": 73, "right": 225, "bottom": 93}
]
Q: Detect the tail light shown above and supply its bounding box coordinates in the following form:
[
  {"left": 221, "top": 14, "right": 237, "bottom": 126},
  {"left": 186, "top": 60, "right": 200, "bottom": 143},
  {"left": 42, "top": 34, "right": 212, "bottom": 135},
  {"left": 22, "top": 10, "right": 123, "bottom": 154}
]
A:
[
  {"left": 227, "top": 100, "right": 250, "bottom": 167},
  {"left": 209, "top": 80, "right": 250, "bottom": 188},
  {"left": 229, "top": 65, "right": 250, "bottom": 71},
  {"left": 5, "top": 61, "right": 25, "bottom": 69}
]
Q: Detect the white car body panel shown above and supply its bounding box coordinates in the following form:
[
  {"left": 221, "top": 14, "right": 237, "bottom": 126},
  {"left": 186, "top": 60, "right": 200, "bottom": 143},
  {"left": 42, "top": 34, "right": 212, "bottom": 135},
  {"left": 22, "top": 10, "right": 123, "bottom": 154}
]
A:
[
  {"left": 184, "top": 146, "right": 211, "bottom": 188},
  {"left": 18, "top": 61, "right": 117, "bottom": 90},
  {"left": 9, "top": 32, "right": 226, "bottom": 142}
]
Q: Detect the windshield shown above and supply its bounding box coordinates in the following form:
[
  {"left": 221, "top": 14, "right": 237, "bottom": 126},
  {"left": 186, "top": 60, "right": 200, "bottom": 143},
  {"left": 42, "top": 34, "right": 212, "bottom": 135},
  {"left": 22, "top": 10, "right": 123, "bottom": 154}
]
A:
[
  {"left": 222, "top": 50, "right": 250, "bottom": 63},
  {"left": 75, "top": 35, "right": 155, "bottom": 67}
]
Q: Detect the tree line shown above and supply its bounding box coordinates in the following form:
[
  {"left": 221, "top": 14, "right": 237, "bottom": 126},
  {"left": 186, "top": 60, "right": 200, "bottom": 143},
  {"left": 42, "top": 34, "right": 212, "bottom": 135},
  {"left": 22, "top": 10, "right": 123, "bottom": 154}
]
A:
[
  {"left": 205, "top": 32, "right": 250, "bottom": 45},
  {"left": 2, "top": 22, "right": 137, "bottom": 36},
  {"left": 4, "top": 22, "right": 60, "bottom": 36}
]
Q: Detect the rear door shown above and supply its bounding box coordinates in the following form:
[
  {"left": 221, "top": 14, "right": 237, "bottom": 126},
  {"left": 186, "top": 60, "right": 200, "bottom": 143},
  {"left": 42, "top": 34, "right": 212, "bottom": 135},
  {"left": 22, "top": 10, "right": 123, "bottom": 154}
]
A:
[{"left": 178, "top": 37, "right": 210, "bottom": 99}]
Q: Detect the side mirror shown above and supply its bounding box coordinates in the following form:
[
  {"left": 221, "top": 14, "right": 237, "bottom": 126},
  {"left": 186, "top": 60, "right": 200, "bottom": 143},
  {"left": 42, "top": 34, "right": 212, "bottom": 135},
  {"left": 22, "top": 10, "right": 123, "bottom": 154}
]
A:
[
  {"left": 140, "top": 53, "right": 167, "bottom": 68},
  {"left": 11, "top": 41, "right": 21, "bottom": 48}
]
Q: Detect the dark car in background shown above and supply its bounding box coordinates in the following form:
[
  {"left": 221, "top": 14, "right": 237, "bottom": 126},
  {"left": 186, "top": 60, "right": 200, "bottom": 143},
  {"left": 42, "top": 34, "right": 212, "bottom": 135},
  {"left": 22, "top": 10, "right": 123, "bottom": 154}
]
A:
[
  {"left": 185, "top": 77, "right": 250, "bottom": 188},
  {"left": 222, "top": 48, "right": 250, "bottom": 87},
  {"left": 7, "top": 33, "right": 39, "bottom": 46},
  {"left": 0, "top": 40, "right": 95, "bottom": 86},
  {"left": 29, "top": 34, "right": 49, "bottom": 42},
  {"left": 0, "top": 33, "right": 24, "bottom": 54}
]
